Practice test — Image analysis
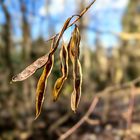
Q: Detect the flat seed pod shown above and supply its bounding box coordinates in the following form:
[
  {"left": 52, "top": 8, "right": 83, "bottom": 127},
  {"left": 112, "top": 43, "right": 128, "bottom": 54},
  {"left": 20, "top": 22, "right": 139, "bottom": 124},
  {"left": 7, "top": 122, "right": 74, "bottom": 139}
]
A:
[
  {"left": 69, "top": 26, "right": 80, "bottom": 62},
  {"left": 35, "top": 40, "right": 55, "bottom": 119},
  {"left": 71, "top": 61, "right": 82, "bottom": 112},
  {"left": 12, "top": 54, "right": 49, "bottom": 82},
  {"left": 35, "top": 53, "right": 54, "bottom": 119},
  {"left": 69, "top": 25, "right": 82, "bottom": 112},
  {"left": 53, "top": 44, "right": 68, "bottom": 101}
]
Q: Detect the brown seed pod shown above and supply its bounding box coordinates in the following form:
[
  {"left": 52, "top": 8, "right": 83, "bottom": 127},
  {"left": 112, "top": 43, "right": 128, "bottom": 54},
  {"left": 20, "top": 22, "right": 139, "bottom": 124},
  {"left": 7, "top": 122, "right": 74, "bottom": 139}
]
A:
[
  {"left": 12, "top": 54, "right": 49, "bottom": 82},
  {"left": 35, "top": 51, "right": 54, "bottom": 119},
  {"left": 71, "top": 60, "right": 82, "bottom": 112},
  {"left": 52, "top": 43, "right": 68, "bottom": 101},
  {"left": 69, "top": 25, "right": 82, "bottom": 112},
  {"left": 34, "top": 39, "right": 56, "bottom": 119}
]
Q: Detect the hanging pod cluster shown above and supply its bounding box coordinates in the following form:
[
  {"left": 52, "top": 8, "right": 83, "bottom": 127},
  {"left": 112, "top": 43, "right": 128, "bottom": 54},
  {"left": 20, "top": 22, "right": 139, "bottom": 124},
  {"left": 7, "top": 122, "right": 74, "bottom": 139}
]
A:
[{"left": 12, "top": 17, "right": 82, "bottom": 119}]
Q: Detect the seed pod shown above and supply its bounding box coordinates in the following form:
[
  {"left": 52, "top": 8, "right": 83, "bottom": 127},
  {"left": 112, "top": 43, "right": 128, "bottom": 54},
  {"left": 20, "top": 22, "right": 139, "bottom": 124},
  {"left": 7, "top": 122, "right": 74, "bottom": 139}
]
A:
[
  {"left": 69, "top": 25, "right": 82, "bottom": 112},
  {"left": 35, "top": 52, "right": 54, "bottom": 119},
  {"left": 35, "top": 40, "right": 55, "bottom": 119},
  {"left": 71, "top": 60, "right": 82, "bottom": 112},
  {"left": 53, "top": 44, "right": 68, "bottom": 101},
  {"left": 12, "top": 54, "right": 49, "bottom": 82}
]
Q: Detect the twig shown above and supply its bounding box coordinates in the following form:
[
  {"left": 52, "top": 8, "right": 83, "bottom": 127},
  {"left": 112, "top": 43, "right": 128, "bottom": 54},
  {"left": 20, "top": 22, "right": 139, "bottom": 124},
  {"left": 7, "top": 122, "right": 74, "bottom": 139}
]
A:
[
  {"left": 96, "top": 76, "right": 140, "bottom": 98},
  {"left": 85, "top": 118, "right": 100, "bottom": 125},
  {"left": 58, "top": 76, "right": 140, "bottom": 140},
  {"left": 46, "top": 0, "right": 97, "bottom": 42},
  {"left": 58, "top": 97, "right": 99, "bottom": 140},
  {"left": 49, "top": 112, "right": 71, "bottom": 133}
]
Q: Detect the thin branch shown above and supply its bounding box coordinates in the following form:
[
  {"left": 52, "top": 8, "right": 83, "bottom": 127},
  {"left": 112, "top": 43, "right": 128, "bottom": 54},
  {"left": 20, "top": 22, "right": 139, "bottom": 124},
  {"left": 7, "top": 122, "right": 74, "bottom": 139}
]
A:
[
  {"left": 96, "top": 76, "right": 140, "bottom": 98},
  {"left": 46, "top": 0, "right": 97, "bottom": 42},
  {"left": 58, "top": 76, "right": 140, "bottom": 140},
  {"left": 49, "top": 112, "right": 71, "bottom": 133},
  {"left": 59, "top": 97, "right": 99, "bottom": 140},
  {"left": 85, "top": 118, "right": 100, "bottom": 125},
  {"left": 69, "top": 0, "right": 96, "bottom": 27}
]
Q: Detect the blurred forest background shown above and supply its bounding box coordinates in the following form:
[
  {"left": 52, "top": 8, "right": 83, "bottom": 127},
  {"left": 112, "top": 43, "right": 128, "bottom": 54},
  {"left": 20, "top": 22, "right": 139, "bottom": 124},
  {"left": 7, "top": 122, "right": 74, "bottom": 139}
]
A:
[{"left": 0, "top": 0, "right": 140, "bottom": 140}]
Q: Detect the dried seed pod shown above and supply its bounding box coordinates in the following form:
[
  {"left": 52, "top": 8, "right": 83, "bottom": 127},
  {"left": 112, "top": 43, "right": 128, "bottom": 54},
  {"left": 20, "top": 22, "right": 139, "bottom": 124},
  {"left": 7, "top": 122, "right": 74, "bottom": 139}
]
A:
[
  {"left": 53, "top": 44, "right": 68, "bottom": 101},
  {"left": 12, "top": 54, "right": 49, "bottom": 82},
  {"left": 71, "top": 61, "right": 82, "bottom": 112},
  {"left": 69, "top": 25, "right": 82, "bottom": 112},
  {"left": 35, "top": 40, "right": 55, "bottom": 119},
  {"left": 35, "top": 52, "right": 54, "bottom": 119}
]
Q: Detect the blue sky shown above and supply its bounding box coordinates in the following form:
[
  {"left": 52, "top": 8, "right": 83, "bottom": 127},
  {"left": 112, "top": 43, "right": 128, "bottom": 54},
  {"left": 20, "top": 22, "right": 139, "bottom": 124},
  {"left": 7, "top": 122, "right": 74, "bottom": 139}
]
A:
[{"left": 0, "top": 0, "right": 129, "bottom": 48}]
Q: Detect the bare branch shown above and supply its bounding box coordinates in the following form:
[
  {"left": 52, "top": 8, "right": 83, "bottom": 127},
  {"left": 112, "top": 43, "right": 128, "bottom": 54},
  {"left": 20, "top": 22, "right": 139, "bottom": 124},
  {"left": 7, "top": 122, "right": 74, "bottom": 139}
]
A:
[
  {"left": 59, "top": 97, "right": 99, "bottom": 140},
  {"left": 46, "top": 0, "right": 97, "bottom": 42}
]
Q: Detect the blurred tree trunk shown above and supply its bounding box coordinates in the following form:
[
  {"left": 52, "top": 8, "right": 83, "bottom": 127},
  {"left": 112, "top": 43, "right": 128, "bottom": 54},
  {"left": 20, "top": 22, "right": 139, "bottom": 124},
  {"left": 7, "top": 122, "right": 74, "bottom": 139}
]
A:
[
  {"left": 122, "top": 0, "right": 140, "bottom": 80},
  {"left": 123, "top": 0, "right": 140, "bottom": 33},
  {"left": 0, "top": 0, "right": 14, "bottom": 81},
  {"left": 45, "top": 0, "right": 55, "bottom": 100},
  {"left": 21, "top": 1, "right": 32, "bottom": 61},
  {"left": 0, "top": 1, "right": 19, "bottom": 126},
  {"left": 76, "top": 0, "right": 91, "bottom": 83},
  {"left": 123, "top": 0, "right": 140, "bottom": 46},
  {"left": 20, "top": 1, "right": 35, "bottom": 125}
]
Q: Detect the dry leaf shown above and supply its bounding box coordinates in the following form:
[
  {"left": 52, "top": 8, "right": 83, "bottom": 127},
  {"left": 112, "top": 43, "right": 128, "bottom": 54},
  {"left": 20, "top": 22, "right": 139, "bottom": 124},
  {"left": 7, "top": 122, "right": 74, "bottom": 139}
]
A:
[{"left": 53, "top": 44, "right": 68, "bottom": 101}]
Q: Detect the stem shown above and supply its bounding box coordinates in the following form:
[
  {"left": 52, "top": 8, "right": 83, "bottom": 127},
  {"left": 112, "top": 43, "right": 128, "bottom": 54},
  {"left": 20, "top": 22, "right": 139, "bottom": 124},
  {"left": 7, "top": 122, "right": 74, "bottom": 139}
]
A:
[
  {"left": 59, "top": 97, "right": 99, "bottom": 140},
  {"left": 46, "top": 0, "right": 97, "bottom": 42}
]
